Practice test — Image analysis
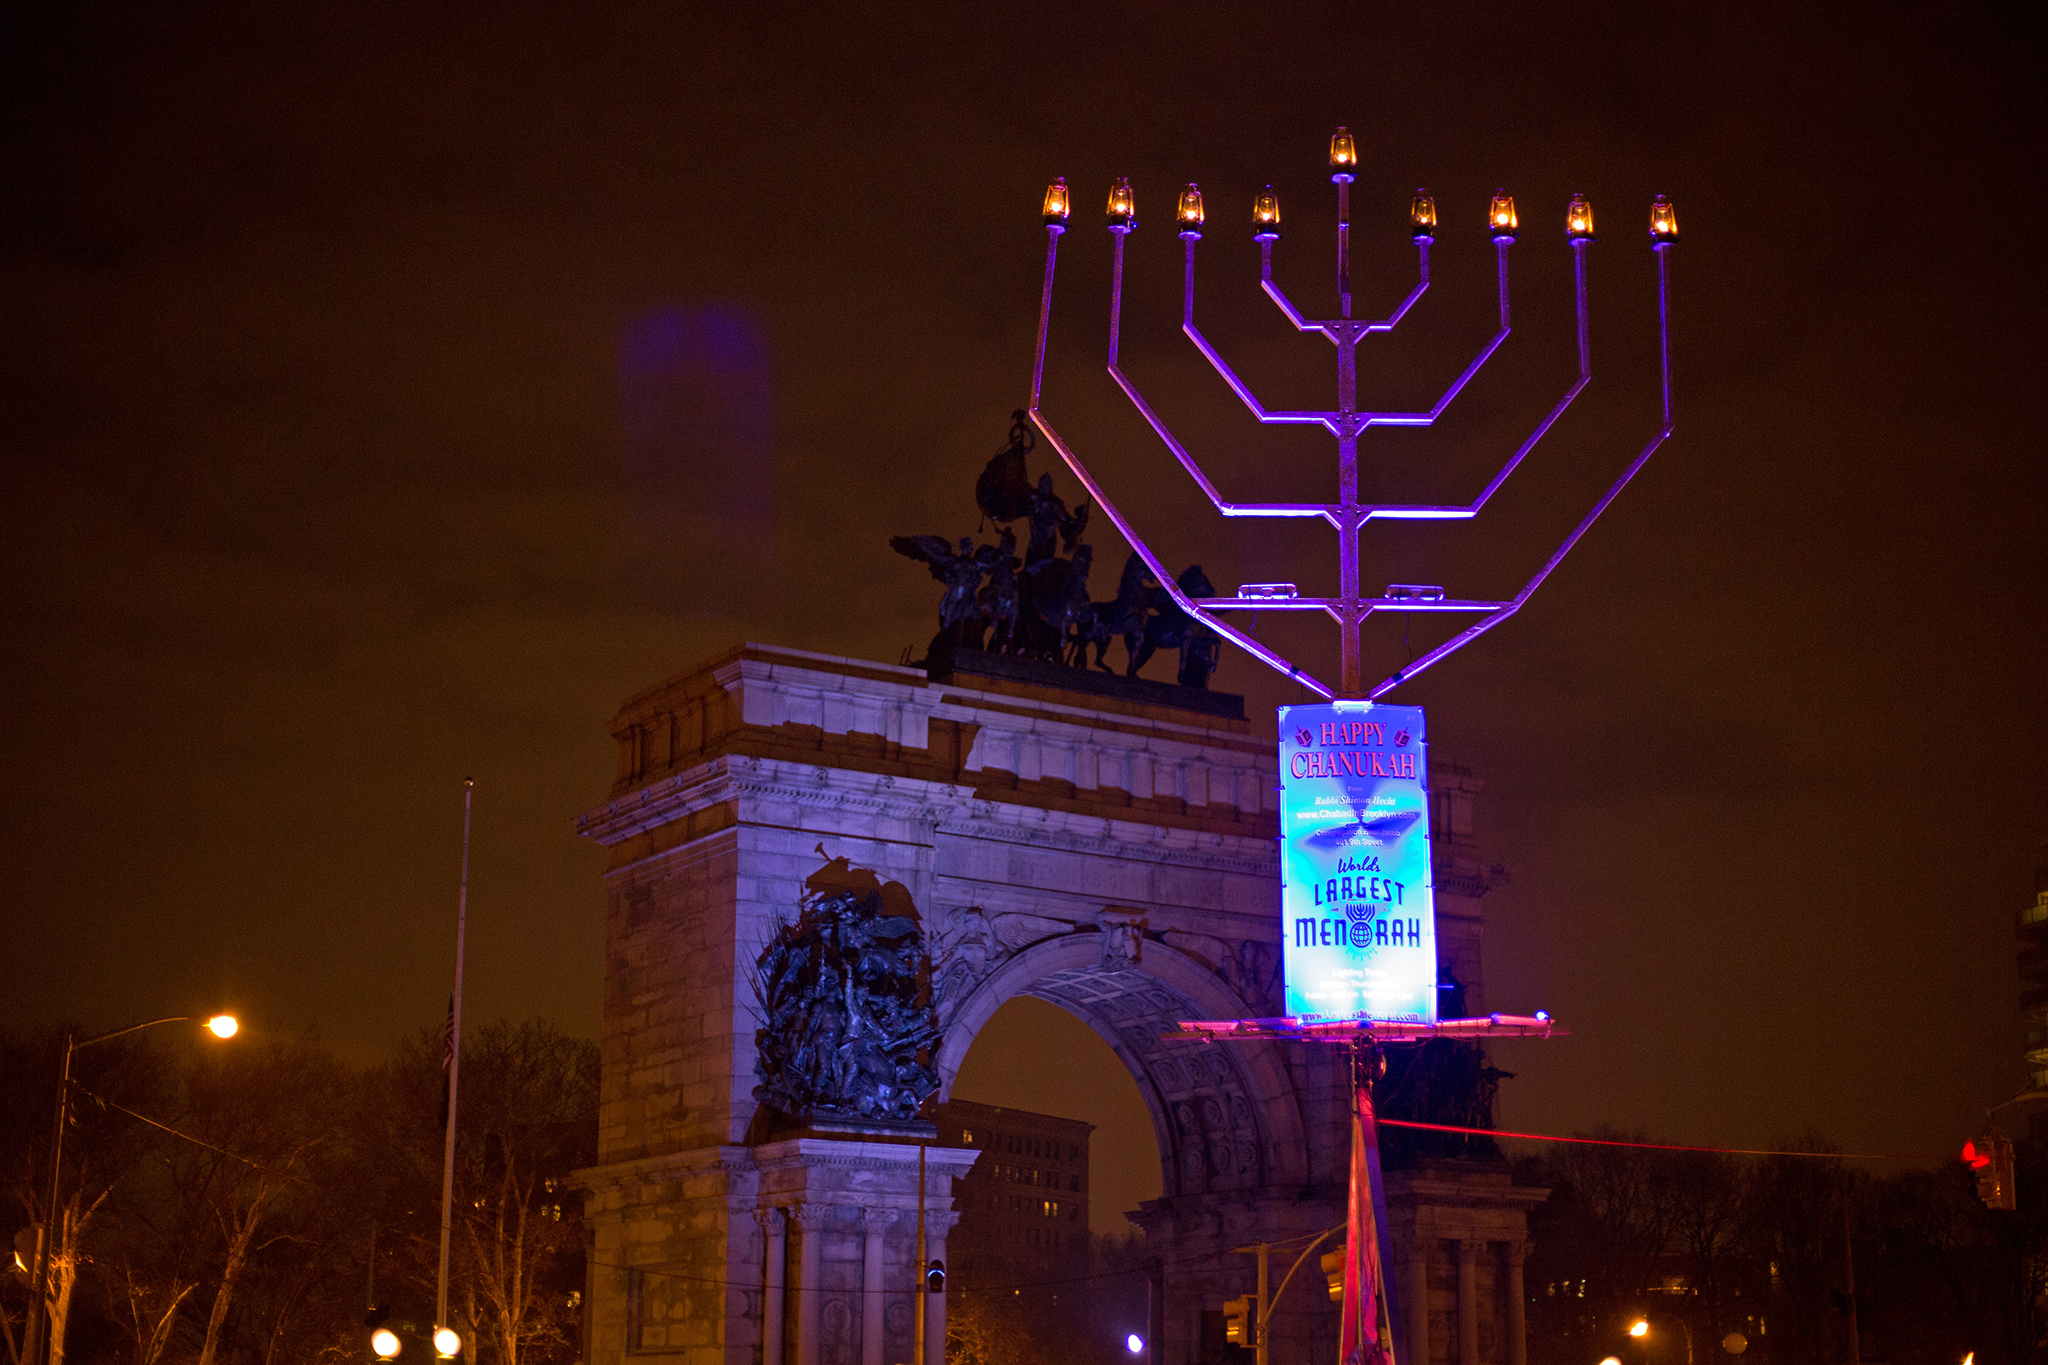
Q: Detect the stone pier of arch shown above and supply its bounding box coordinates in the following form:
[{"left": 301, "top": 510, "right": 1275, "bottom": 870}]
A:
[{"left": 570, "top": 644, "right": 1543, "bottom": 1365}]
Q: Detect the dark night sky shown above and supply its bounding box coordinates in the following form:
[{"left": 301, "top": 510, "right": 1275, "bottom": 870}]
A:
[{"left": 4, "top": 2, "right": 2044, "bottom": 1225}]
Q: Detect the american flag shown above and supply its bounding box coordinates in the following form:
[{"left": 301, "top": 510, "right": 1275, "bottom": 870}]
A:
[{"left": 438, "top": 996, "right": 455, "bottom": 1129}]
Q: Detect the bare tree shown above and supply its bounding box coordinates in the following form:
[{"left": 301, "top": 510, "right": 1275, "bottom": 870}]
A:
[
  {"left": 104, "top": 1247, "right": 196, "bottom": 1365},
  {"left": 166, "top": 1034, "right": 349, "bottom": 1365},
  {"left": 452, "top": 1022, "right": 597, "bottom": 1365}
]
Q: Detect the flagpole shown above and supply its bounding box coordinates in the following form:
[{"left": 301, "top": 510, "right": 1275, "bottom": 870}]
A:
[{"left": 436, "top": 778, "right": 474, "bottom": 1342}]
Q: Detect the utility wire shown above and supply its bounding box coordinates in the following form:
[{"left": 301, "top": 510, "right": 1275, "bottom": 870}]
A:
[
  {"left": 1380, "top": 1117, "right": 1947, "bottom": 1162},
  {"left": 71, "top": 1084, "right": 316, "bottom": 1186}
]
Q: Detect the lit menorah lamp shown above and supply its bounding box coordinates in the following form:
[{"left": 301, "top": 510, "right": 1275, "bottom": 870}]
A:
[{"left": 1024, "top": 129, "right": 1677, "bottom": 699}]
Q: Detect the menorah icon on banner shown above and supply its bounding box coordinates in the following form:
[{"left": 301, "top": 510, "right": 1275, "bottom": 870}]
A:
[{"left": 1024, "top": 128, "right": 1679, "bottom": 699}]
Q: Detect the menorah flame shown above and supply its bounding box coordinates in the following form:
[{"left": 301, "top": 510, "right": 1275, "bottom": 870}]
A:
[{"left": 1025, "top": 130, "right": 1678, "bottom": 699}]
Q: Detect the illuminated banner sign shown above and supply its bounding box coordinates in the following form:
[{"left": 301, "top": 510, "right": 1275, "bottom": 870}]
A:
[{"left": 1278, "top": 702, "right": 1437, "bottom": 1022}]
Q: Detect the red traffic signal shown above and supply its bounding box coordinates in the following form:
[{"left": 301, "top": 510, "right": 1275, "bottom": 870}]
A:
[{"left": 1963, "top": 1133, "right": 2016, "bottom": 1210}]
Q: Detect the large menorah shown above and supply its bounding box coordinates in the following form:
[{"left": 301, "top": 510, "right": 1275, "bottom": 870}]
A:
[{"left": 1024, "top": 129, "right": 1677, "bottom": 698}]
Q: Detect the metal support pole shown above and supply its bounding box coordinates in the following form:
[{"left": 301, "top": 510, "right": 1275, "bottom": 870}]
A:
[
  {"left": 1255, "top": 1243, "right": 1270, "bottom": 1365},
  {"left": 912, "top": 1145, "right": 926, "bottom": 1365},
  {"left": 435, "top": 778, "right": 474, "bottom": 1337},
  {"left": 1341, "top": 1038, "right": 1402, "bottom": 1365}
]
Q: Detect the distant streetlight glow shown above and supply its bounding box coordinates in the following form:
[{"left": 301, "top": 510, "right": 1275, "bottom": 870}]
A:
[
  {"left": 1127, "top": 1334, "right": 1144, "bottom": 1354},
  {"left": 26, "top": 1012, "right": 240, "bottom": 1365},
  {"left": 1630, "top": 1320, "right": 1651, "bottom": 1338},
  {"left": 433, "top": 1326, "right": 461, "bottom": 1358},
  {"left": 1601, "top": 1358, "right": 1623, "bottom": 1365},
  {"left": 371, "top": 1328, "right": 402, "bottom": 1358}
]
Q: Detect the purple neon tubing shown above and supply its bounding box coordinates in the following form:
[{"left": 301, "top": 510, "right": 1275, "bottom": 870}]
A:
[
  {"left": 1368, "top": 242, "right": 1675, "bottom": 699},
  {"left": 1024, "top": 178, "right": 1672, "bottom": 701},
  {"left": 1028, "top": 223, "right": 1335, "bottom": 698}
]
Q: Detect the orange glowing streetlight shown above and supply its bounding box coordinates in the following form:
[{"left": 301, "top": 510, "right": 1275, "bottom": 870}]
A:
[{"left": 25, "top": 1013, "right": 239, "bottom": 1365}]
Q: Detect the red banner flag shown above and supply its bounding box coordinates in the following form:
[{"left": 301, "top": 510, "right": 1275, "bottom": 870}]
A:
[{"left": 1340, "top": 1077, "right": 1392, "bottom": 1365}]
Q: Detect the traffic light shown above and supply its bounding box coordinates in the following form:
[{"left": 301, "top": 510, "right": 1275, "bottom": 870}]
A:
[
  {"left": 1222, "top": 1296, "right": 1252, "bottom": 1347},
  {"left": 1320, "top": 1245, "right": 1347, "bottom": 1302},
  {"left": 924, "top": 1260, "right": 946, "bottom": 1294},
  {"left": 1962, "top": 1133, "right": 2017, "bottom": 1210}
]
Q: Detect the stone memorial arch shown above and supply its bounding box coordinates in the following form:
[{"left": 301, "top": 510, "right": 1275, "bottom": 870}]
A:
[{"left": 572, "top": 644, "right": 1538, "bottom": 1365}]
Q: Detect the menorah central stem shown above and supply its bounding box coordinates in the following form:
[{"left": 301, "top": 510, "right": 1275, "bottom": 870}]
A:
[
  {"left": 1337, "top": 178, "right": 1352, "bottom": 320},
  {"left": 1337, "top": 437, "right": 1361, "bottom": 695},
  {"left": 1334, "top": 188, "right": 1362, "bottom": 696}
]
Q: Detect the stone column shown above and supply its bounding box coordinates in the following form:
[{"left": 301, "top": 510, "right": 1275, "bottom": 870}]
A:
[
  {"left": 757, "top": 1208, "right": 787, "bottom": 1365},
  {"left": 860, "top": 1209, "right": 891, "bottom": 1365},
  {"left": 1455, "top": 1240, "right": 1480, "bottom": 1365},
  {"left": 924, "top": 1215, "right": 956, "bottom": 1365},
  {"left": 792, "top": 1205, "right": 830, "bottom": 1365},
  {"left": 1504, "top": 1242, "right": 1530, "bottom": 1365},
  {"left": 1148, "top": 1258, "right": 1166, "bottom": 1365},
  {"left": 1406, "top": 1242, "right": 1430, "bottom": 1365}
]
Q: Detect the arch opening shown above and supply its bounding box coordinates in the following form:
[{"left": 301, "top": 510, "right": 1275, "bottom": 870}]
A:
[{"left": 934, "top": 936, "right": 1308, "bottom": 1213}]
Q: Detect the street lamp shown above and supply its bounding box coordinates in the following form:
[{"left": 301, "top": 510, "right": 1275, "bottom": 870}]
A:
[
  {"left": 23, "top": 1013, "right": 239, "bottom": 1365},
  {"left": 1629, "top": 1313, "right": 1695, "bottom": 1365}
]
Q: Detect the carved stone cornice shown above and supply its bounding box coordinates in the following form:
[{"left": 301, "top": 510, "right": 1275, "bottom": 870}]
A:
[
  {"left": 751, "top": 1138, "right": 981, "bottom": 1177},
  {"left": 579, "top": 757, "right": 967, "bottom": 853},
  {"left": 935, "top": 809, "right": 1276, "bottom": 878},
  {"left": 576, "top": 762, "right": 737, "bottom": 847},
  {"left": 570, "top": 1144, "right": 757, "bottom": 1195}
]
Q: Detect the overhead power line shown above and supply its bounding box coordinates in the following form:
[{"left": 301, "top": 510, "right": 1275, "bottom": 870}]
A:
[{"left": 1379, "top": 1117, "right": 1947, "bottom": 1162}]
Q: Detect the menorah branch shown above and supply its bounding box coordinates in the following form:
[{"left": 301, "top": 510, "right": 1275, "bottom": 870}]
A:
[{"left": 1027, "top": 156, "right": 1678, "bottom": 698}]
